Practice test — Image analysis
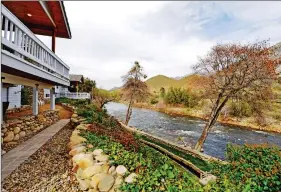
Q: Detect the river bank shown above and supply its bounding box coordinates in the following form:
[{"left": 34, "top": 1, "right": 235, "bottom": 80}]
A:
[{"left": 121, "top": 102, "right": 281, "bottom": 134}]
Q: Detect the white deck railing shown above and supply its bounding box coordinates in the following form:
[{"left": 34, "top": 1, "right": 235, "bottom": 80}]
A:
[
  {"left": 56, "top": 92, "right": 91, "bottom": 99},
  {"left": 1, "top": 5, "right": 70, "bottom": 81}
]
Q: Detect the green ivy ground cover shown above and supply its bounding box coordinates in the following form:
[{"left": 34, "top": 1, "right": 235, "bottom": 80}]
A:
[{"left": 139, "top": 135, "right": 211, "bottom": 172}]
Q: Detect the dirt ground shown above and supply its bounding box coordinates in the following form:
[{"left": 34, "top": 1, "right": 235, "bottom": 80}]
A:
[{"left": 7, "top": 104, "right": 73, "bottom": 120}]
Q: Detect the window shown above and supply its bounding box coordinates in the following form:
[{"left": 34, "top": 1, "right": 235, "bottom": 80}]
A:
[{"left": 45, "top": 94, "right": 50, "bottom": 98}]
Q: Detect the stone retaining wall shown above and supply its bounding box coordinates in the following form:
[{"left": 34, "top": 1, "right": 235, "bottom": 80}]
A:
[
  {"left": 1, "top": 110, "right": 59, "bottom": 148},
  {"left": 6, "top": 105, "right": 32, "bottom": 114}
]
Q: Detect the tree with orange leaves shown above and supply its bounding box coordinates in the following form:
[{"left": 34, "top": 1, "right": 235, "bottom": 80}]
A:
[{"left": 193, "top": 40, "right": 280, "bottom": 151}]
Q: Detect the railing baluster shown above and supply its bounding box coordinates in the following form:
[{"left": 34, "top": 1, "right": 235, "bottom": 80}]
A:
[
  {"left": 14, "top": 26, "right": 19, "bottom": 45},
  {"left": 4, "top": 17, "right": 9, "bottom": 39},
  {"left": 9, "top": 22, "right": 14, "bottom": 42}
]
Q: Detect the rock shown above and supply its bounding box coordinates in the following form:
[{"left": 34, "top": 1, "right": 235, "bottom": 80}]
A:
[
  {"left": 87, "top": 144, "right": 94, "bottom": 148},
  {"left": 2, "top": 128, "right": 8, "bottom": 133},
  {"left": 108, "top": 166, "right": 116, "bottom": 174},
  {"left": 3, "top": 131, "right": 14, "bottom": 142},
  {"left": 81, "top": 165, "right": 102, "bottom": 178},
  {"left": 93, "top": 149, "right": 103, "bottom": 156},
  {"left": 2, "top": 150, "right": 6, "bottom": 155},
  {"left": 39, "top": 125, "right": 44, "bottom": 129},
  {"left": 71, "top": 118, "right": 79, "bottom": 123},
  {"left": 95, "top": 155, "right": 109, "bottom": 162},
  {"left": 69, "top": 146, "right": 86, "bottom": 156},
  {"left": 116, "top": 165, "right": 127, "bottom": 176},
  {"left": 125, "top": 173, "right": 137, "bottom": 183},
  {"left": 199, "top": 175, "right": 217, "bottom": 186},
  {"left": 77, "top": 178, "right": 91, "bottom": 191},
  {"left": 72, "top": 113, "right": 78, "bottom": 118},
  {"left": 72, "top": 153, "right": 95, "bottom": 169},
  {"left": 13, "top": 134, "right": 20, "bottom": 141},
  {"left": 90, "top": 173, "right": 108, "bottom": 189},
  {"left": 88, "top": 189, "right": 99, "bottom": 192},
  {"left": 101, "top": 164, "right": 110, "bottom": 173},
  {"left": 98, "top": 175, "right": 115, "bottom": 192},
  {"left": 114, "top": 176, "right": 123, "bottom": 186},
  {"left": 19, "top": 131, "right": 26, "bottom": 138},
  {"left": 111, "top": 170, "right": 117, "bottom": 177},
  {"left": 13, "top": 127, "right": 21, "bottom": 134},
  {"left": 68, "top": 135, "right": 87, "bottom": 149},
  {"left": 6, "top": 141, "right": 17, "bottom": 145},
  {"left": 77, "top": 124, "right": 88, "bottom": 130}
]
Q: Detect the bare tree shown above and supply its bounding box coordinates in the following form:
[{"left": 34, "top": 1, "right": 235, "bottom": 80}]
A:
[
  {"left": 122, "top": 61, "right": 150, "bottom": 125},
  {"left": 193, "top": 40, "right": 280, "bottom": 151}
]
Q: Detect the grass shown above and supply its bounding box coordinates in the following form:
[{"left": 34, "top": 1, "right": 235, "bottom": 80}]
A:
[{"left": 140, "top": 135, "right": 212, "bottom": 172}]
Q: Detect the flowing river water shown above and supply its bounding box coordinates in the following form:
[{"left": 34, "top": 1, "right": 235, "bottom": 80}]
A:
[{"left": 106, "top": 102, "right": 281, "bottom": 159}]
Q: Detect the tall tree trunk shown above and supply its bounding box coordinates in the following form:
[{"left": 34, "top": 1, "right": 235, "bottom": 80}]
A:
[
  {"left": 194, "top": 94, "right": 230, "bottom": 151},
  {"left": 125, "top": 99, "right": 133, "bottom": 125}
]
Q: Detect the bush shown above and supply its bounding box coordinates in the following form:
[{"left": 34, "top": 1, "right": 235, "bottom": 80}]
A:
[
  {"left": 229, "top": 101, "right": 253, "bottom": 117},
  {"left": 150, "top": 96, "right": 159, "bottom": 105},
  {"left": 211, "top": 143, "right": 281, "bottom": 192},
  {"left": 164, "top": 87, "right": 199, "bottom": 108}
]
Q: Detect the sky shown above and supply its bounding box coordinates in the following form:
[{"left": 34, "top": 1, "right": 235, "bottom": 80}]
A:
[{"left": 38, "top": 1, "right": 281, "bottom": 90}]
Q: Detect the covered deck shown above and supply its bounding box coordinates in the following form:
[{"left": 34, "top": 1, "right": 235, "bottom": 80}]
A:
[{"left": 1, "top": 2, "right": 72, "bottom": 119}]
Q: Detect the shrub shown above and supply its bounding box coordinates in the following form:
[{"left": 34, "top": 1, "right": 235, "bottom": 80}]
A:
[
  {"left": 229, "top": 101, "right": 253, "bottom": 117},
  {"left": 150, "top": 96, "right": 159, "bottom": 105},
  {"left": 211, "top": 143, "right": 281, "bottom": 192},
  {"left": 164, "top": 87, "right": 199, "bottom": 108}
]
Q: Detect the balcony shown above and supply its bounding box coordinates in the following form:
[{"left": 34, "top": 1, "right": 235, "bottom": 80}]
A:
[
  {"left": 1, "top": 5, "right": 70, "bottom": 86},
  {"left": 56, "top": 92, "right": 91, "bottom": 100}
]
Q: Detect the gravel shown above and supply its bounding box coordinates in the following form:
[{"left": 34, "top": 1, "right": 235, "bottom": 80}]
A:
[{"left": 2, "top": 123, "right": 80, "bottom": 192}]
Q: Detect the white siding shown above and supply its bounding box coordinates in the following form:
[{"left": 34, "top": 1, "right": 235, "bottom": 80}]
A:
[
  {"left": 1, "top": 85, "right": 21, "bottom": 109},
  {"left": 44, "top": 89, "right": 50, "bottom": 98}
]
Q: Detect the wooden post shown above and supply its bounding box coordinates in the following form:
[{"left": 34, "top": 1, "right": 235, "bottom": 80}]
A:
[{"left": 52, "top": 29, "right": 56, "bottom": 53}]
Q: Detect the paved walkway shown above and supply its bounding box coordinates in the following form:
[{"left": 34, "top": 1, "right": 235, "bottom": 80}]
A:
[{"left": 1, "top": 119, "right": 70, "bottom": 180}]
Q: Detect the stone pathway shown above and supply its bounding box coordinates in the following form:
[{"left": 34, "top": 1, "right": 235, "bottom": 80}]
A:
[{"left": 1, "top": 119, "right": 70, "bottom": 180}]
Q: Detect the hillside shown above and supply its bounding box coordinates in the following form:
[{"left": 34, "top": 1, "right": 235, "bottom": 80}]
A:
[{"left": 145, "top": 74, "right": 205, "bottom": 92}]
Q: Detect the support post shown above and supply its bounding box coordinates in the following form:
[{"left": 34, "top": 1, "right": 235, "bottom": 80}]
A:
[
  {"left": 1, "top": 80, "right": 3, "bottom": 124},
  {"left": 32, "top": 84, "right": 39, "bottom": 115},
  {"left": 50, "top": 87, "right": 55, "bottom": 110},
  {"left": 52, "top": 29, "right": 56, "bottom": 53}
]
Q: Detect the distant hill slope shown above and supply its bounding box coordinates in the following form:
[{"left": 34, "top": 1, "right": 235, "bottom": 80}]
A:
[{"left": 145, "top": 74, "right": 206, "bottom": 92}]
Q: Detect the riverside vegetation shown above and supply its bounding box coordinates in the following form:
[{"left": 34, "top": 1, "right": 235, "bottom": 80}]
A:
[{"left": 58, "top": 98, "right": 281, "bottom": 191}]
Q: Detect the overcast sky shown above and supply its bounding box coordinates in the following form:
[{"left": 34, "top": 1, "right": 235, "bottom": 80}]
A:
[{"left": 38, "top": 1, "right": 281, "bottom": 90}]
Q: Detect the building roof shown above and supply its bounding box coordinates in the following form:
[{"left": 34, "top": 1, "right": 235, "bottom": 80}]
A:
[
  {"left": 69, "top": 74, "right": 84, "bottom": 83},
  {"left": 2, "top": 1, "right": 72, "bottom": 39}
]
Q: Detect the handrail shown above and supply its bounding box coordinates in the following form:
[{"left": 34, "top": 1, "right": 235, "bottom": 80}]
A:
[{"left": 1, "top": 5, "right": 70, "bottom": 80}]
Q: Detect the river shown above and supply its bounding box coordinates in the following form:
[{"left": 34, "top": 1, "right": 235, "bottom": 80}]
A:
[{"left": 106, "top": 102, "right": 281, "bottom": 159}]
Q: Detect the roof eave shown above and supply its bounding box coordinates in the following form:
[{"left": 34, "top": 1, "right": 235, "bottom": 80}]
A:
[{"left": 59, "top": 1, "right": 72, "bottom": 39}]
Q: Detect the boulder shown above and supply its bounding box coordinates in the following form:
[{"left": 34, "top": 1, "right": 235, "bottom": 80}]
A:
[
  {"left": 101, "top": 164, "right": 110, "bottom": 173},
  {"left": 98, "top": 175, "right": 115, "bottom": 192},
  {"left": 125, "top": 173, "right": 137, "bottom": 183},
  {"left": 72, "top": 113, "right": 78, "bottom": 118},
  {"left": 2, "top": 128, "right": 8, "bottom": 133},
  {"left": 13, "top": 127, "right": 20, "bottom": 134},
  {"left": 81, "top": 165, "right": 102, "bottom": 178},
  {"left": 69, "top": 146, "right": 86, "bottom": 156},
  {"left": 199, "top": 175, "right": 217, "bottom": 186},
  {"left": 19, "top": 131, "right": 26, "bottom": 138},
  {"left": 90, "top": 173, "right": 108, "bottom": 189},
  {"left": 72, "top": 153, "right": 95, "bottom": 169},
  {"left": 68, "top": 135, "right": 87, "bottom": 149},
  {"left": 93, "top": 149, "right": 103, "bottom": 156},
  {"left": 108, "top": 166, "right": 116, "bottom": 174},
  {"left": 13, "top": 134, "right": 20, "bottom": 141},
  {"left": 3, "top": 131, "right": 14, "bottom": 142},
  {"left": 95, "top": 155, "right": 109, "bottom": 162},
  {"left": 116, "top": 165, "right": 127, "bottom": 176},
  {"left": 87, "top": 144, "right": 94, "bottom": 148},
  {"left": 76, "top": 124, "right": 88, "bottom": 130},
  {"left": 114, "top": 176, "right": 123, "bottom": 186},
  {"left": 77, "top": 178, "right": 91, "bottom": 191}
]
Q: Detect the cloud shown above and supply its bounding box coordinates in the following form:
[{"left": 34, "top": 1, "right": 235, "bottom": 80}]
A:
[{"left": 37, "top": 1, "right": 281, "bottom": 89}]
